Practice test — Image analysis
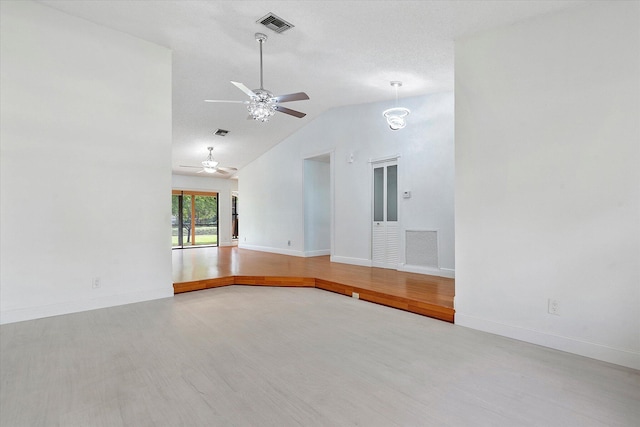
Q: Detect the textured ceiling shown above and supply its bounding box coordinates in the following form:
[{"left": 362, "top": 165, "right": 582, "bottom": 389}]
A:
[{"left": 37, "top": 0, "right": 587, "bottom": 178}]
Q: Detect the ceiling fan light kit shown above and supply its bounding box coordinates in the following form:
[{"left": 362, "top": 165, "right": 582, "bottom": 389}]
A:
[
  {"left": 205, "top": 32, "right": 309, "bottom": 123},
  {"left": 248, "top": 89, "right": 277, "bottom": 122},
  {"left": 178, "top": 147, "right": 237, "bottom": 177},
  {"left": 201, "top": 146, "right": 219, "bottom": 172},
  {"left": 383, "top": 81, "right": 410, "bottom": 130}
]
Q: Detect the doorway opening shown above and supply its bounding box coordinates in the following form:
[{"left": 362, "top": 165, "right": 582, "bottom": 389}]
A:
[
  {"left": 232, "top": 192, "right": 239, "bottom": 240},
  {"left": 303, "top": 153, "right": 332, "bottom": 257},
  {"left": 172, "top": 190, "right": 218, "bottom": 248}
]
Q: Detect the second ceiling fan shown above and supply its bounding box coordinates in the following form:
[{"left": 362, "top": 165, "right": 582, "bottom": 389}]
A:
[{"left": 205, "top": 33, "right": 309, "bottom": 122}]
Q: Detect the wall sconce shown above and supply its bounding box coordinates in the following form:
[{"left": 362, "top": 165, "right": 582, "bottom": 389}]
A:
[{"left": 382, "top": 81, "right": 410, "bottom": 130}]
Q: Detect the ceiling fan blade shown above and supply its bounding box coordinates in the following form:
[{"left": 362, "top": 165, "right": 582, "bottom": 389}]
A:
[
  {"left": 274, "top": 92, "right": 309, "bottom": 103},
  {"left": 231, "top": 81, "right": 256, "bottom": 98},
  {"left": 196, "top": 170, "right": 205, "bottom": 174},
  {"left": 204, "top": 99, "right": 248, "bottom": 104},
  {"left": 217, "top": 166, "right": 238, "bottom": 173},
  {"left": 274, "top": 105, "right": 306, "bottom": 118},
  {"left": 179, "top": 165, "right": 203, "bottom": 169}
]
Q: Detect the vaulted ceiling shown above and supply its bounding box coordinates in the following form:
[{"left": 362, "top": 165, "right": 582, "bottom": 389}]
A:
[{"left": 37, "top": 0, "right": 586, "bottom": 177}]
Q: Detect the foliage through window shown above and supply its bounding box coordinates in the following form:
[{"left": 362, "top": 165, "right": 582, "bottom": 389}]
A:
[{"left": 172, "top": 190, "right": 218, "bottom": 248}]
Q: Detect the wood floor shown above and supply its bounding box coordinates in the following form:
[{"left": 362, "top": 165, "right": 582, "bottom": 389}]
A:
[{"left": 172, "top": 247, "right": 455, "bottom": 322}]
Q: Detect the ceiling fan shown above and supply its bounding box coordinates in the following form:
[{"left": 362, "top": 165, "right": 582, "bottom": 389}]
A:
[
  {"left": 204, "top": 32, "right": 309, "bottom": 122},
  {"left": 179, "top": 147, "right": 238, "bottom": 176}
]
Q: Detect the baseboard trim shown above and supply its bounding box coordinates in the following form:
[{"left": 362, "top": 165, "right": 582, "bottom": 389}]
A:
[
  {"left": 0, "top": 287, "right": 174, "bottom": 325},
  {"left": 399, "top": 264, "right": 455, "bottom": 278},
  {"left": 238, "top": 244, "right": 305, "bottom": 257},
  {"left": 330, "top": 256, "right": 372, "bottom": 267},
  {"left": 455, "top": 313, "right": 640, "bottom": 370},
  {"left": 304, "top": 249, "right": 330, "bottom": 257}
]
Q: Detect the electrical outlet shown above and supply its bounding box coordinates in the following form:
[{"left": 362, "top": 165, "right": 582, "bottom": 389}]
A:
[
  {"left": 548, "top": 298, "right": 559, "bottom": 315},
  {"left": 352, "top": 292, "right": 359, "bottom": 299},
  {"left": 92, "top": 277, "right": 101, "bottom": 289}
]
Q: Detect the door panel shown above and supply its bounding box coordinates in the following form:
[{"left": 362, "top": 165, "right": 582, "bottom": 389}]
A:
[
  {"left": 373, "top": 167, "right": 384, "bottom": 222},
  {"left": 385, "top": 222, "right": 400, "bottom": 265},
  {"left": 372, "top": 160, "right": 399, "bottom": 269},
  {"left": 372, "top": 221, "right": 385, "bottom": 264},
  {"left": 387, "top": 165, "right": 398, "bottom": 222}
]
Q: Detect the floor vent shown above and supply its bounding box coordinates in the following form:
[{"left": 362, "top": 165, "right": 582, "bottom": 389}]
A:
[
  {"left": 257, "top": 13, "right": 294, "bottom": 33},
  {"left": 405, "top": 230, "right": 438, "bottom": 268}
]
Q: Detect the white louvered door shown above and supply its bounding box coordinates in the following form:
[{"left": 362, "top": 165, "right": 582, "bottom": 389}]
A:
[{"left": 372, "top": 161, "right": 399, "bottom": 269}]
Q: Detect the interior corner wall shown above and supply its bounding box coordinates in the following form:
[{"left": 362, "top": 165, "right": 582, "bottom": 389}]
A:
[
  {"left": 171, "top": 174, "right": 238, "bottom": 246},
  {"left": 454, "top": 1, "right": 640, "bottom": 369},
  {"left": 0, "top": 1, "right": 173, "bottom": 324},
  {"left": 239, "top": 91, "right": 454, "bottom": 273}
]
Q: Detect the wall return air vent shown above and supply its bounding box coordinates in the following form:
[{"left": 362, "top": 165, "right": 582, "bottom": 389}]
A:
[{"left": 257, "top": 13, "right": 294, "bottom": 34}]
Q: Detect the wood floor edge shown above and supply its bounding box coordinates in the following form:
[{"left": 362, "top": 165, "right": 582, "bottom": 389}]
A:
[{"left": 174, "top": 277, "right": 454, "bottom": 323}]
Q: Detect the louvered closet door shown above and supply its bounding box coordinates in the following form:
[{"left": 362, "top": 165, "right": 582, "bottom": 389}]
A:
[{"left": 372, "top": 161, "right": 399, "bottom": 269}]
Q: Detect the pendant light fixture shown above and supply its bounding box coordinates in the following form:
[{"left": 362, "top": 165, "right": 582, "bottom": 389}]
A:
[
  {"left": 382, "top": 81, "right": 410, "bottom": 130},
  {"left": 201, "top": 147, "right": 219, "bottom": 173}
]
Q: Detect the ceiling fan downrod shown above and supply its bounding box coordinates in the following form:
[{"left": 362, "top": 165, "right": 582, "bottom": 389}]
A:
[{"left": 256, "top": 32, "right": 267, "bottom": 90}]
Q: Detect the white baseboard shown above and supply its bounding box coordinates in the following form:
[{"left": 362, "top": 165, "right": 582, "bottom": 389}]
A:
[
  {"left": 398, "top": 264, "right": 455, "bottom": 278},
  {"left": 238, "top": 243, "right": 305, "bottom": 257},
  {"left": 330, "top": 256, "right": 372, "bottom": 267},
  {"left": 0, "top": 287, "right": 174, "bottom": 325},
  {"left": 304, "top": 249, "right": 331, "bottom": 257},
  {"left": 455, "top": 313, "right": 640, "bottom": 370}
]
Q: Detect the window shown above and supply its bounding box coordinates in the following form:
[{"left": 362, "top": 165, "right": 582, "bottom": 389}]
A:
[{"left": 172, "top": 190, "right": 218, "bottom": 248}]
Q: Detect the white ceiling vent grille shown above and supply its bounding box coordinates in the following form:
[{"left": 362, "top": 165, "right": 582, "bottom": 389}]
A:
[
  {"left": 214, "top": 129, "right": 229, "bottom": 137},
  {"left": 257, "top": 13, "right": 294, "bottom": 33}
]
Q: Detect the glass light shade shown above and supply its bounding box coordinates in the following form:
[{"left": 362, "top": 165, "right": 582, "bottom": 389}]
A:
[
  {"left": 383, "top": 107, "right": 410, "bottom": 131},
  {"left": 247, "top": 89, "right": 276, "bottom": 122},
  {"left": 201, "top": 160, "right": 219, "bottom": 169},
  {"left": 203, "top": 166, "right": 217, "bottom": 173}
]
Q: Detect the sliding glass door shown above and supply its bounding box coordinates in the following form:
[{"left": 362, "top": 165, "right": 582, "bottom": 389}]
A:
[{"left": 172, "top": 190, "right": 218, "bottom": 248}]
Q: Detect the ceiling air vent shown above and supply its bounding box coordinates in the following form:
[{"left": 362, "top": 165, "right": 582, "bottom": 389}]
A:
[
  {"left": 257, "top": 13, "right": 294, "bottom": 34},
  {"left": 214, "top": 129, "right": 229, "bottom": 137}
]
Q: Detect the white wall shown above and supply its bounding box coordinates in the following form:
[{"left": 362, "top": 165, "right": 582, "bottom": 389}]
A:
[
  {"left": 239, "top": 92, "right": 455, "bottom": 275},
  {"left": 0, "top": 1, "right": 173, "bottom": 324},
  {"left": 304, "top": 158, "right": 331, "bottom": 255},
  {"left": 171, "top": 174, "right": 238, "bottom": 246},
  {"left": 455, "top": 2, "right": 639, "bottom": 369}
]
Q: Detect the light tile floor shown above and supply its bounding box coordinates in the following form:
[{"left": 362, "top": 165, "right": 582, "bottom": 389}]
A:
[{"left": 1, "top": 286, "right": 638, "bottom": 426}]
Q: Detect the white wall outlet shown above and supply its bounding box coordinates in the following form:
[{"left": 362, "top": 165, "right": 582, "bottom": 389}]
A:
[
  {"left": 352, "top": 292, "right": 359, "bottom": 299},
  {"left": 548, "top": 298, "right": 559, "bottom": 315},
  {"left": 92, "top": 277, "right": 101, "bottom": 289}
]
